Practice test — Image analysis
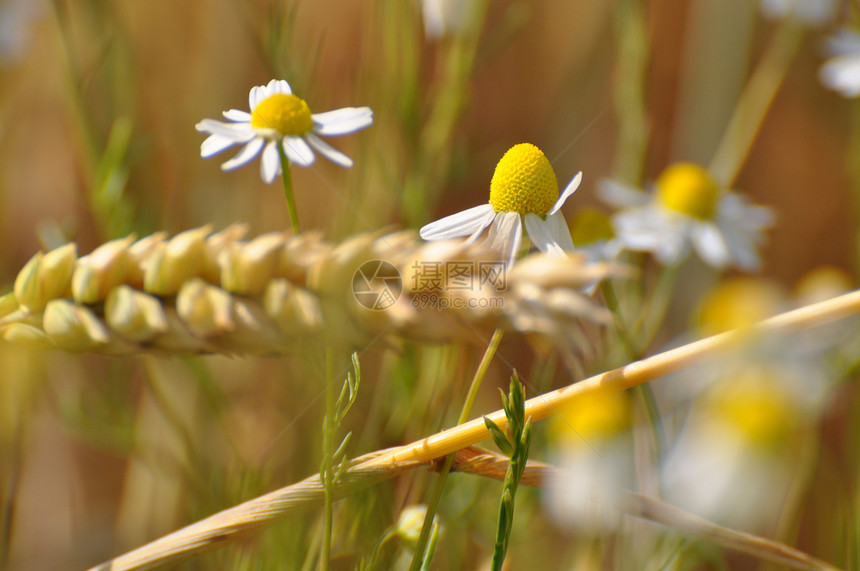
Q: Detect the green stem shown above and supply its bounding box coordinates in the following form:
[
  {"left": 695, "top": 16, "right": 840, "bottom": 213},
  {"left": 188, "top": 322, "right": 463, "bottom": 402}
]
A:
[
  {"left": 601, "top": 279, "right": 666, "bottom": 455},
  {"left": 321, "top": 349, "right": 335, "bottom": 571},
  {"left": 612, "top": 0, "right": 650, "bottom": 185},
  {"left": 277, "top": 141, "right": 301, "bottom": 234},
  {"left": 708, "top": 18, "right": 804, "bottom": 187},
  {"left": 638, "top": 264, "right": 680, "bottom": 350},
  {"left": 600, "top": 279, "right": 640, "bottom": 358},
  {"left": 408, "top": 328, "right": 505, "bottom": 571}
]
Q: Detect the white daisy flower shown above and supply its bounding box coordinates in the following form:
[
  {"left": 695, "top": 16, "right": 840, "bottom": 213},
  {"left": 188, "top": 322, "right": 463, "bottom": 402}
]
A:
[
  {"left": 195, "top": 79, "right": 373, "bottom": 184},
  {"left": 759, "top": 0, "right": 837, "bottom": 26},
  {"left": 419, "top": 143, "right": 580, "bottom": 268},
  {"left": 661, "top": 366, "right": 814, "bottom": 530},
  {"left": 820, "top": 29, "right": 860, "bottom": 98},
  {"left": 599, "top": 163, "right": 774, "bottom": 271},
  {"left": 544, "top": 391, "right": 634, "bottom": 533}
]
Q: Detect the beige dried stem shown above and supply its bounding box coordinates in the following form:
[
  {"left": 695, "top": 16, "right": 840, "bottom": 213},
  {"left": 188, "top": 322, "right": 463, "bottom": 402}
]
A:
[{"left": 88, "top": 289, "right": 860, "bottom": 571}]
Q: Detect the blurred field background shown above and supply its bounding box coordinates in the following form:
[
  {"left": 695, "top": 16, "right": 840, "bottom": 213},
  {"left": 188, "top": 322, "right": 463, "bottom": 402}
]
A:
[{"left": 0, "top": 0, "right": 858, "bottom": 569}]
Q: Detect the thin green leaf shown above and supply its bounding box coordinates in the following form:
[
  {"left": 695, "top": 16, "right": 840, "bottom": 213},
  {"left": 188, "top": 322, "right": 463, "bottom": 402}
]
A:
[{"left": 484, "top": 416, "right": 513, "bottom": 456}]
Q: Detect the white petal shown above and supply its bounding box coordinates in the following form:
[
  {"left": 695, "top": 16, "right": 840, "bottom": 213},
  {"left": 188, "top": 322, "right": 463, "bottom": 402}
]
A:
[
  {"left": 820, "top": 55, "right": 860, "bottom": 97},
  {"left": 195, "top": 119, "right": 256, "bottom": 141},
  {"left": 597, "top": 178, "right": 650, "bottom": 209},
  {"left": 420, "top": 204, "right": 495, "bottom": 240},
  {"left": 612, "top": 207, "right": 667, "bottom": 245},
  {"left": 223, "top": 109, "right": 251, "bottom": 122},
  {"left": 312, "top": 107, "right": 374, "bottom": 136},
  {"left": 201, "top": 134, "right": 239, "bottom": 158},
  {"left": 725, "top": 231, "right": 762, "bottom": 271},
  {"left": 260, "top": 141, "right": 281, "bottom": 184},
  {"left": 488, "top": 211, "right": 523, "bottom": 267},
  {"left": 549, "top": 171, "right": 582, "bottom": 215},
  {"left": 220, "top": 137, "right": 264, "bottom": 171},
  {"left": 719, "top": 193, "right": 774, "bottom": 229},
  {"left": 249, "top": 85, "right": 266, "bottom": 110},
  {"left": 283, "top": 137, "right": 316, "bottom": 167},
  {"left": 305, "top": 132, "right": 353, "bottom": 168},
  {"left": 524, "top": 214, "right": 562, "bottom": 255},
  {"left": 691, "top": 222, "right": 730, "bottom": 268},
  {"left": 263, "top": 79, "right": 279, "bottom": 97},
  {"left": 614, "top": 207, "right": 688, "bottom": 264},
  {"left": 271, "top": 79, "right": 292, "bottom": 95},
  {"left": 715, "top": 217, "right": 764, "bottom": 271},
  {"left": 547, "top": 212, "right": 575, "bottom": 251}
]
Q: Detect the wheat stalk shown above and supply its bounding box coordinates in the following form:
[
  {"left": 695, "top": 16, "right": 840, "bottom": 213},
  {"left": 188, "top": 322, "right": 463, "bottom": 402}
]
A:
[
  {"left": 86, "top": 288, "right": 860, "bottom": 570},
  {"left": 0, "top": 226, "right": 621, "bottom": 355}
]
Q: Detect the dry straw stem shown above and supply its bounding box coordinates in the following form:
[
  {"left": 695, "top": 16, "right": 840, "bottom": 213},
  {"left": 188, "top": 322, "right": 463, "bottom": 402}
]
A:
[
  {"left": 89, "top": 289, "right": 860, "bottom": 571},
  {"left": 618, "top": 492, "right": 840, "bottom": 571},
  {"left": 445, "top": 448, "right": 837, "bottom": 571}
]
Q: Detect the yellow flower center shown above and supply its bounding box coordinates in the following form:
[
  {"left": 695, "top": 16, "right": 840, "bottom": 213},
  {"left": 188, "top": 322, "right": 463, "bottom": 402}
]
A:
[
  {"left": 570, "top": 207, "right": 615, "bottom": 246},
  {"left": 551, "top": 391, "right": 632, "bottom": 446},
  {"left": 696, "top": 277, "right": 784, "bottom": 336},
  {"left": 707, "top": 370, "right": 797, "bottom": 447},
  {"left": 250, "top": 93, "right": 313, "bottom": 137},
  {"left": 488, "top": 143, "right": 559, "bottom": 215},
  {"left": 656, "top": 163, "right": 720, "bottom": 220}
]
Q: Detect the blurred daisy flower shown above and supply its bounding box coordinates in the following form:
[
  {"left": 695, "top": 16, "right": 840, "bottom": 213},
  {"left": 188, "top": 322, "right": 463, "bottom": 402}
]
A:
[
  {"left": 659, "top": 278, "right": 830, "bottom": 530},
  {"left": 819, "top": 29, "right": 860, "bottom": 98},
  {"left": 759, "top": 0, "right": 837, "bottom": 25},
  {"left": 420, "top": 143, "right": 580, "bottom": 267},
  {"left": 195, "top": 79, "right": 373, "bottom": 184},
  {"left": 544, "top": 390, "right": 634, "bottom": 532},
  {"left": 661, "top": 367, "right": 810, "bottom": 531},
  {"left": 599, "top": 163, "right": 773, "bottom": 271}
]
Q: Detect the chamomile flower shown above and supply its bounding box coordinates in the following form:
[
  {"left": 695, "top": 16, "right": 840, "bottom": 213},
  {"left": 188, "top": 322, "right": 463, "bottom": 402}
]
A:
[
  {"left": 599, "top": 163, "right": 773, "bottom": 271},
  {"left": 195, "top": 79, "right": 373, "bottom": 184},
  {"left": 819, "top": 29, "right": 860, "bottom": 98},
  {"left": 545, "top": 390, "right": 634, "bottom": 532},
  {"left": 661, "top": 367, "right": 811, "bottom": 530},
  {"left": 419, "top": 143, "right": 580, "bottom": 267}
]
